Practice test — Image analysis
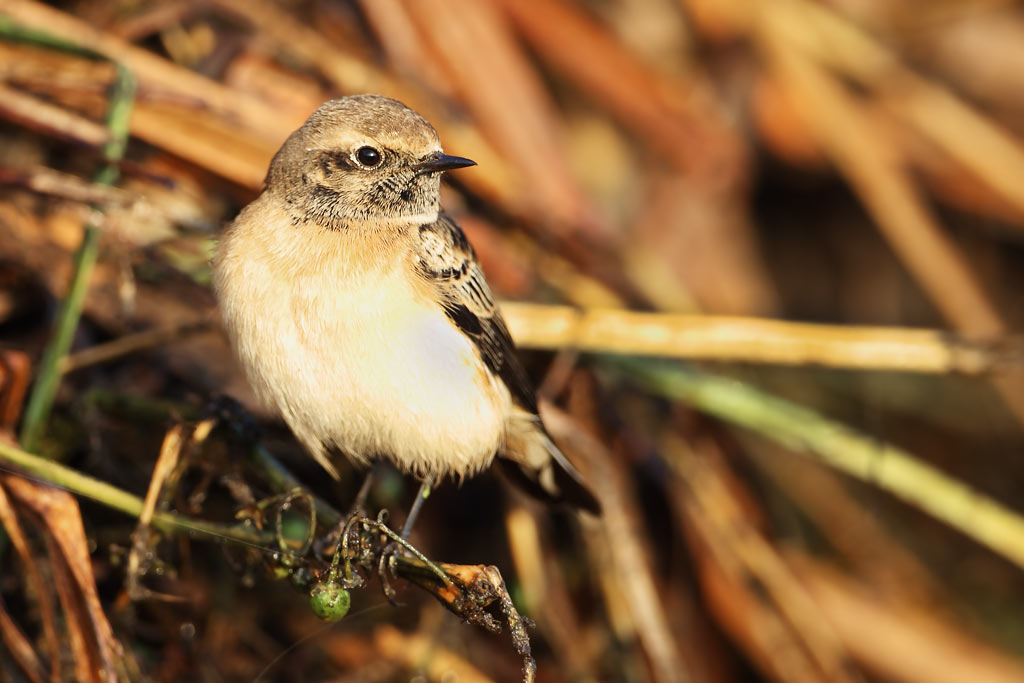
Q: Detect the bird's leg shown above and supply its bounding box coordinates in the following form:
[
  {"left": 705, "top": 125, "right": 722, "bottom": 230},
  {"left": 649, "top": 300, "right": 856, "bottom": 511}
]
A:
[
  {"left": 401, "top": 475, "right": 434, "bottom": 539},
  {"left": 374, "top": 500, "right": 453, "bottom": 604},
  {"left": 377, "top": 475, "right": 435, "bottom": 602}
]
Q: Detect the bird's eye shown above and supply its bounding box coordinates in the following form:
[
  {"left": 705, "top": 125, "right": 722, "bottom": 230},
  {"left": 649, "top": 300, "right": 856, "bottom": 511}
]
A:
[{"left": 354, "top": 146, "right": 382, "bottom": 168}]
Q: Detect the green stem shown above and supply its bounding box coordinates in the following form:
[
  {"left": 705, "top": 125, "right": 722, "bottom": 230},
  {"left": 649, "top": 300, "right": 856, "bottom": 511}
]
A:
[
  {"left": 0, "top": 15, "right": 111, "bottom": 55},
  {"left": 0, "top": 439, "right": 277, "bottom": 548},
  {"left": 608, "top": 357, "right": 1024, "bottom": 571},
  {"left": 19, "top": 226, "right": 102, "bottom": 451},
  {"left": 16, "top": 36, "right": 137, "bottom": 452}
]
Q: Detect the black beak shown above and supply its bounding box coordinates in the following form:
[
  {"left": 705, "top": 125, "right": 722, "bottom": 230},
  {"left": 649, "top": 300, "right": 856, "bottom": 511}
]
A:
[{"left": 413, "top": 153, "right": 477, "bottom": 175}]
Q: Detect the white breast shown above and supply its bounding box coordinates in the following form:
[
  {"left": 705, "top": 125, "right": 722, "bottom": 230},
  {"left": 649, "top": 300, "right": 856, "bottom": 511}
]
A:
[{"left": 215, "top": 217, "right": 509, "bottom": 481}]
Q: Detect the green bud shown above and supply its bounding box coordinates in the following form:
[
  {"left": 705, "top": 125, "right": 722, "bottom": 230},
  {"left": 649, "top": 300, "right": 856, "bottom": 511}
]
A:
[{"left": 309, "top": 581, "right": 351, "bottom": 622}]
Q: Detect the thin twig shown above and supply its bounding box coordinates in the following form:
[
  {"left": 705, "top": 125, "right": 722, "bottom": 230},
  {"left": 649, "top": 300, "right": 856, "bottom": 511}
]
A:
[
  {"left": 0, "top": 83, "right": 111, "bottom": 147},
  {"left": 59, "top": 318, "right": 214, "bottom": 374},
  {"left": 127, "top": 423, "right": 189, "bottom": 602},
  {"left": 0, "top": 164, "right": 133, "bottom": 207}
]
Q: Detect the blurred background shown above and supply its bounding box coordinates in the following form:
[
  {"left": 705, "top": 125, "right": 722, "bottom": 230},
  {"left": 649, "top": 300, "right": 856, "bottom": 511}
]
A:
[{"left": 2, "top": 0, "right": 1024, "bottom": 681}]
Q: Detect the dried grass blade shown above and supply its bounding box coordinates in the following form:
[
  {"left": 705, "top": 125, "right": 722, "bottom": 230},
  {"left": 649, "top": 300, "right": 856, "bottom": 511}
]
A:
[
  {"left": 667, "top": 436, "right": 860, "bottom": 682},
  {"left": 0, "top": 83, "right": 110, "bottom": 147},
  {"left": 4, "top": 477, "right": 123, "bottom": 682},
  {"left": 0, "top": 479, "right": 61, "bottom": 681},
  {"left": 0, "top": 601, "right": 45, "bottom": 683},
  {"left": 542, "top": 401, "right": 694, "bottom": 683}
]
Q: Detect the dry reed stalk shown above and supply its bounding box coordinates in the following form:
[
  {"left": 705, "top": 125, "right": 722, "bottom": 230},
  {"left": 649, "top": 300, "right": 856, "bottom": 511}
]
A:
[{"left": 501, "top": 303, "right": 1012, "bottom": 374}]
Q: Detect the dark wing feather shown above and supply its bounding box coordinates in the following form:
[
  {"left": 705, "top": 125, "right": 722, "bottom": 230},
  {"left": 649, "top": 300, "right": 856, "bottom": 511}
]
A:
[
  {"left": 415, "top": 214, "right": 538, "bottom": 414},
  {"left": 415, "top": 215, "right": 601, "bottom": 514}
]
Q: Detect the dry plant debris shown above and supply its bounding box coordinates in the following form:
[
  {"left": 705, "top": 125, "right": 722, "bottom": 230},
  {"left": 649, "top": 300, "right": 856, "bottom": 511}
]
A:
[{"left": 2, "top": 0, "right": 1024, "bottom": 681}]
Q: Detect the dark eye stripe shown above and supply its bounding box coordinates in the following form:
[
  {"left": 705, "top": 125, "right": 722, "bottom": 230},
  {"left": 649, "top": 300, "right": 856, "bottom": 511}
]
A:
[{"left": 324, "top": 152, "right": 353, "bottom": 174}]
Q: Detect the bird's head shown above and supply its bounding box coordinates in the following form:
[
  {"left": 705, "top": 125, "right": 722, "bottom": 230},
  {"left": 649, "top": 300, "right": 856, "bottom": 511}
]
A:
[{"left": 268, "top": 95, "right": 475, "bottom": 231}]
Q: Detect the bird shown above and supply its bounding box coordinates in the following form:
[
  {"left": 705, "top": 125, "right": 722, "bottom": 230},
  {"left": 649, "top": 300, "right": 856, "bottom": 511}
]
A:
[{"left": 213, "top": 95, "right": 600, "bottom": 523}]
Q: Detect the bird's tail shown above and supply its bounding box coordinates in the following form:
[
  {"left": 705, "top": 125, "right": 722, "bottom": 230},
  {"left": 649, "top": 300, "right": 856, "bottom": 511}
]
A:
[{"left": 500, "top": 413, "right": 601, "bottom": 514}]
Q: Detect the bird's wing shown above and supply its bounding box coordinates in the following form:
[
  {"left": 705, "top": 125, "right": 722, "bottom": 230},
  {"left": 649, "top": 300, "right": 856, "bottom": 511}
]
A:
[
  {"left": 414, "top": 215, "right": 601, "bottom": 514},
  {"left": 414, "top": 214, "right": 538, "bottom": 414}
]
